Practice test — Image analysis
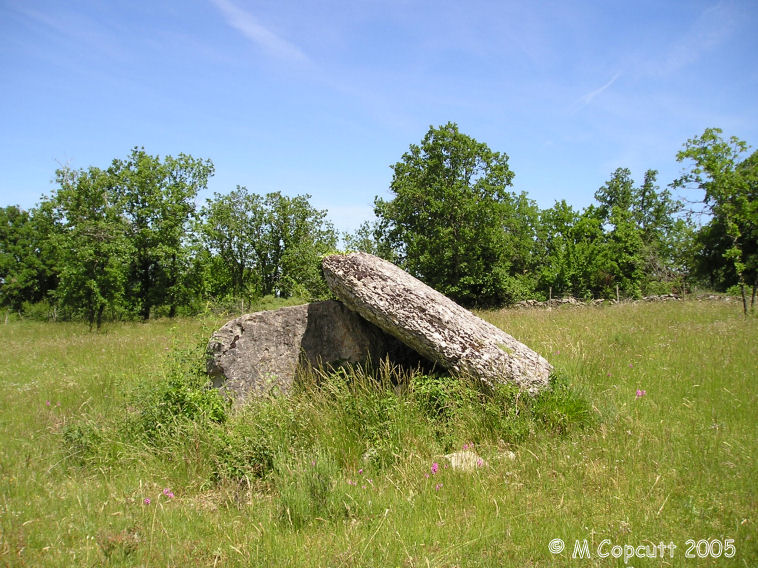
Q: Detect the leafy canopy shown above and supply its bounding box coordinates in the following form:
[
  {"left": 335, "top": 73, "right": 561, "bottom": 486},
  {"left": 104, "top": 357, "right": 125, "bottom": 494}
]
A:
[{"left": 375, "top": 122, "right": 519, "bottom": 306}]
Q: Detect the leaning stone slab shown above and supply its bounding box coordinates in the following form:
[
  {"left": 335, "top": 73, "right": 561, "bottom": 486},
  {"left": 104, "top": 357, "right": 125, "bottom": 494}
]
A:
[
  {"left": 207, "top": 300, "right": 425, "bottom": 404},
  {"left": 322, "top": 252, "right": 552, "bottom": 392}
]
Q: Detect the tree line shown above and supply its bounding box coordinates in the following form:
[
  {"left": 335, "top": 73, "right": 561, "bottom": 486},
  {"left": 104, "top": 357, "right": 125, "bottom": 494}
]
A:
[
  {"left": 361, "top": 124, "right": 757, "bottom": 313},
  {"left": 0, "top": 148, "right": 337, "bottom": 328},
  {"left": 1, "top": 126, "right": 756, "bottom": 327}
]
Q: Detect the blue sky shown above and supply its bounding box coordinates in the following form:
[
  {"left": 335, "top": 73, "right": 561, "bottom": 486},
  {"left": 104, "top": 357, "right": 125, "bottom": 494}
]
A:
[{"left": 1, "top": 0, "right": 757, "bottom": 233}]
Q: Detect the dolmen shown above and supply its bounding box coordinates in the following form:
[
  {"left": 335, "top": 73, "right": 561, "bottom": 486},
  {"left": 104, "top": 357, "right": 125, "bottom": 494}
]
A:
[{"left": 207, "top": 252, "right": 552, "bottom": 404}]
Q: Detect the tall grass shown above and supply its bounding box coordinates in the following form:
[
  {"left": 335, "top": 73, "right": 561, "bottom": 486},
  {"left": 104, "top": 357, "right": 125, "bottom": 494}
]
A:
[{"left": 0, "top": 301, "right": 755, "bottom": 566}]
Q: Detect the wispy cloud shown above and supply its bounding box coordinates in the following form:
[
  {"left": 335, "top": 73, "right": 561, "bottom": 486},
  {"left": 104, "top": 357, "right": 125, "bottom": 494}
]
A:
[
  {"left": 578, "top": 72, "right": 621, "bottom": 107},
  {"left": 209, "top": 0, "right": 308, "bottom": 63}
]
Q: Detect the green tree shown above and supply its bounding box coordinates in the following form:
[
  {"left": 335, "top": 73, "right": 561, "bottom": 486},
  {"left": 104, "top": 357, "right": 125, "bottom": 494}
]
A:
[
  {"left": 110, "top": 148, "right": 214, "bottom": 319},
  {"left": 590, "top": 168, "right": 686, "bottom": 297},
  {"left": 593, "top": 169, "right": 646, "bottom": 297},
  {"left": 633, "top": 170, "right": 687, "bottom": 289},
  {"left": 199, "top": 186, "right": 262, "bottom": 298},
  {"left": 374, "top": 122, "right": 519, "bottom": 306},
  {"left": 342, "top": 220, "right": 396, "bottom": 260},
  {"left": 674, "top": 128, "right": 758, "bottom": 313},
  {"left": 270, "top": 192, "right": 338, "bottom": 299},
  {"left": 200, "top": 188, "right": 337, "bottom": 300},
  {"left": 570, "top": 206, "right": 612, "bottom": 298},
  {"left": 0, "top": 205, "right": 57, "bottom": 312},
  {"left": 536, "top": 200, "right": 581, "bottom": 298},
  {"left": 47, "top": 166, "right": 132, "bottom": 329}
]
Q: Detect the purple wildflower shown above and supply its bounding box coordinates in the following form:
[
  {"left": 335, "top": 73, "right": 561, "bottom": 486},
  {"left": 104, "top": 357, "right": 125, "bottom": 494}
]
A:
[
  {"left": 431, "top": 462, "right": 439, "bottom": 475},
  {"left": 636, "top": 389, "right": 646, "bottom": 398},
  {"left": 143, "top": 498, "right": 151, "bottom": 505}
]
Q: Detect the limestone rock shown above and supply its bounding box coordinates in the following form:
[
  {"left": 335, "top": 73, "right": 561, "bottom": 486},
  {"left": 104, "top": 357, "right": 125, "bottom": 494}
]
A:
[
  {"left": 322, "top": 252, "right": 551, "bottom": 392},
  {"left": 443, "top": 450, "right": 486, "bottom": 471},
  {"left": 207, "top": 300, "right": 426, "bottom": 403}
]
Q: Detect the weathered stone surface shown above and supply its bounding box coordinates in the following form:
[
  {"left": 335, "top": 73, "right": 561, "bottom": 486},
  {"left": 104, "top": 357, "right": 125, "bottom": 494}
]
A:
[
  {"left": 207, "top": 300, "right": 426, "bottom": 403},
  {"left": 322, "top": 252, "right": 552, "bottom": 392},
  {"left": 443, "top": 450, "right": 486, "bottom": 471}
]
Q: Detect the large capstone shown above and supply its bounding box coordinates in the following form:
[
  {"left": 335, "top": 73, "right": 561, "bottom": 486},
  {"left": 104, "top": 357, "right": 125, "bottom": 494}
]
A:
[
  {"left": 322, "top": 252, "right": 552, "bottom": 392},
  {"left": 207, "top": 299, "right": 427, "bottom": 403}
]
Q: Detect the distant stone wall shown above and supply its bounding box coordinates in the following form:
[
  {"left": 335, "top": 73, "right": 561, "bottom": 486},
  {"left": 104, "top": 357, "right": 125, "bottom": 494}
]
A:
[
  {"left": 509, "top": 293, "right": 739, "bottom": 309},
  {"left": 510, "top": 294, "right": 682, "bottom": 309}
]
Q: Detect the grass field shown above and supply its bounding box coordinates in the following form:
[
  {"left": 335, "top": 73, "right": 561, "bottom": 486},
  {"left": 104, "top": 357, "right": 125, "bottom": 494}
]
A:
[{"left": 0, "top": 300, "right": 755, "bottom": 567}]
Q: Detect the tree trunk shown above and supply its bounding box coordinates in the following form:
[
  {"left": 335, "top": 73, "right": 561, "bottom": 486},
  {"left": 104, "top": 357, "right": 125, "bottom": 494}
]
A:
[
  {"left": 741, "top": 283, "right": 747, "bottom": 316},
  {"left": 140, "top": 259, "right": 152, "bottom": 321},
  {"left": 86, "top": 290, "right": 94, "bottom": 332},
  {"left": 168, "top": 253, "right": 178, "bottom": 318}
]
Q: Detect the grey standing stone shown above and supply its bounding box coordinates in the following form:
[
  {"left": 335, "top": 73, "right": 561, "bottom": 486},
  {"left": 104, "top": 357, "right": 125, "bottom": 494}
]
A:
[
  {"left": 207, "top": 300, "right": 427, "bottom": 404},
  {"left": 322, "top": 252, "right": 552, "bottom": 392}
]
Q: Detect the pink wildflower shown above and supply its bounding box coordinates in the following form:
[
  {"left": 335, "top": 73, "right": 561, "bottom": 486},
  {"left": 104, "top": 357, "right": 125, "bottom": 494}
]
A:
[
  {"left": 435, "top": 483, "right": 443, "bottom": 491},
  {"left": 431, "top": 462, "right": 439, "bottom": 475},
  {"left": 143, "top": 498, "right": 151, "bottom": 505},
  {"left": 636, "top": 389, "right": 646, "bottom": 398}
]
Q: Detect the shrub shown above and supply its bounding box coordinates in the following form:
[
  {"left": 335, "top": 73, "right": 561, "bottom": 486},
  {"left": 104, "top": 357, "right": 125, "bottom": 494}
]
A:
[{"left": 133, "top": 345, "right": 228, "bottom": 442}]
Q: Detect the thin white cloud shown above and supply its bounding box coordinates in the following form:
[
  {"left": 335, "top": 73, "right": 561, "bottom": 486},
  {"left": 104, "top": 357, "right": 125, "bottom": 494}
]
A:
[
  {"left": 578, "top": 72, "right": 621, "bottom": 107},
  {"left": 209, "top": 0, "right": 308, "bottom": 63}
]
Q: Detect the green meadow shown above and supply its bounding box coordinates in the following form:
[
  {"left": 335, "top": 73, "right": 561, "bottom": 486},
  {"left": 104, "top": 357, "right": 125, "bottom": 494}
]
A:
[{"left": 0, "top": 300, "right": 755, "bottom": 567}]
